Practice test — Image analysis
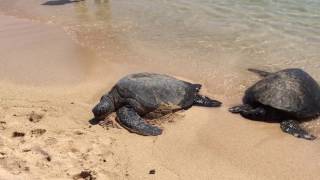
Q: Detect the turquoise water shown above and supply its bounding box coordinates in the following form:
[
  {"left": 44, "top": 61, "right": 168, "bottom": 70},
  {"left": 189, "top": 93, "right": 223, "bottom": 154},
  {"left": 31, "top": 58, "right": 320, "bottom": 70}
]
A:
[{"left": 0, "top": 0, "right": 320, "bottom": 94}]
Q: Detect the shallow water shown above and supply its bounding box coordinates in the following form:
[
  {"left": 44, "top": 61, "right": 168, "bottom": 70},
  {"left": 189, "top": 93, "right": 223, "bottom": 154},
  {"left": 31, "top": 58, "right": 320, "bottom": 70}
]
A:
[
  {"left": 0, "top": 15, "right": 98, "bottom": 85},
  {"left": 1, "top": 0, "right": 319, "bottom": 94}
]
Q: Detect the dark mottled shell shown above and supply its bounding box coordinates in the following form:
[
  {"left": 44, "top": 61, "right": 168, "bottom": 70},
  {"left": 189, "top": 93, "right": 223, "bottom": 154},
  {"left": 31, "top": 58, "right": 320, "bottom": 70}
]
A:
[
  {"left": 115, "top": 73, "right": 197, "bottom": 111},
  {"left": 244, "top": 69, "right": 320, "bottom": 118}
]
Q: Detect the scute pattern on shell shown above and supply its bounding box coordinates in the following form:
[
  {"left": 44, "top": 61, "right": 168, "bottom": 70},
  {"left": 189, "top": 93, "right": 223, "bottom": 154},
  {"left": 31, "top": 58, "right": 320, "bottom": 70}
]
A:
[{"left": 115, "top": 73, "right": 198, "bottom": 114}]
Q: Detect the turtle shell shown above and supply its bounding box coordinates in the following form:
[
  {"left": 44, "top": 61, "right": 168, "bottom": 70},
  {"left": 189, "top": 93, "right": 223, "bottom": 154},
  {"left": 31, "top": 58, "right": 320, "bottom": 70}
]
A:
[
  {"left": 115, "top": 73, "right": 198, "bottom": 112},
  {"left": 243, "top": 69, "right": 320, "bottom": 118}
]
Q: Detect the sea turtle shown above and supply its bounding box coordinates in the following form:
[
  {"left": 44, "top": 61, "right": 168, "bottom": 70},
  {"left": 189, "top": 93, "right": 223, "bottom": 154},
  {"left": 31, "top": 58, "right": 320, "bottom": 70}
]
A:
[
  {"left": 92, "top": 73, "right": 222, "bottom": 136},
  {"left": 229, "top": 68, "right": 320, "bottom": 140}
]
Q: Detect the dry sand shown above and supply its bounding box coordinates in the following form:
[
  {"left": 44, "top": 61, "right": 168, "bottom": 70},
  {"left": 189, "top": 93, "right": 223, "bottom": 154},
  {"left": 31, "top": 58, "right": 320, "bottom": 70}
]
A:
[{"left": 1, "top": 14, "right": 320, "bottom": 180}]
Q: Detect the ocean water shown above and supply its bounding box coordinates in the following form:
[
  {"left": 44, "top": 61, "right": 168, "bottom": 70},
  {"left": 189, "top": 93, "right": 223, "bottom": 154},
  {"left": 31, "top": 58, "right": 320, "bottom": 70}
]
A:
[{"left": 0, "top": 0, "right": 320, "bottom": 96}]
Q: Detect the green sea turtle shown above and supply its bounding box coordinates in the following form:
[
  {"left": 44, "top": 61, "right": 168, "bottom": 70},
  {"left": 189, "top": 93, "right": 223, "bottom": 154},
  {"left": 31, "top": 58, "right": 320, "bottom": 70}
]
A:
[
  {"left": 229, "top": 68, "right": 320, "bottom": 140},
  {"left": 92, "top": 73, "right": 222, "bottom": 136}
]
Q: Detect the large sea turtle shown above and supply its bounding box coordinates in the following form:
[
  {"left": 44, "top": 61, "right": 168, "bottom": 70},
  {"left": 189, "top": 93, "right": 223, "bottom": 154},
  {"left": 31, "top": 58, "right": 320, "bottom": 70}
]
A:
[
  {"left": 92, "top": 73, "right": 222, "bottom": 136},
  {"left": 229, "top": 68, "right": 320, "bottom": 140}
]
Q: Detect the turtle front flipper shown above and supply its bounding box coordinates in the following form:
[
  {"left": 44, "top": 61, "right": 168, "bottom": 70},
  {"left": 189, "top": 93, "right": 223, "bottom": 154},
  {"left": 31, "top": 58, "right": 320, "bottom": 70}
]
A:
[
  {"left": 116, "top": 106, "right": 162, "bottom": 136},
  {"left": 280, "top": 120, "right": 316, "bottom": 140},
  {"left": 229, "top": 104, "right": 266, "bottom": 120},
  {"left": 229, "top": 104, "right": 251, "bottom": 113},
  {"left": 193, "top": 94, "right": 222, "bottom": 107}
]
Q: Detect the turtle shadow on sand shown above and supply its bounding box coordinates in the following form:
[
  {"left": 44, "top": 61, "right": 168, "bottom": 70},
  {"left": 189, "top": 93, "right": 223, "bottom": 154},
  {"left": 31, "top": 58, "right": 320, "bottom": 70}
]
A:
[
  {"left": 42, "top": 0, "right": 84, "bottom": 6},
  {"left": 229, "top": 68, "right": 320, "bottom": 140},
  {"left": 90, "top": 73, "right": 222, "bottom": 136}
]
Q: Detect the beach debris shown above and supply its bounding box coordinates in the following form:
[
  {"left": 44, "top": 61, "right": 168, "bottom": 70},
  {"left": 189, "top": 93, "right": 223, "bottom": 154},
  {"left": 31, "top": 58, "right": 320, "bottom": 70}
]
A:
[
  {"left": 31, "top": 129, "right": 47, "bottom": 137},
  {"left": 12, "top": 131, "right": 25, "bottom": 137},
  {"left": 22, "top": 149, "right": 31, "bottom": 152},
  {"left": 10, "top": 160, "right": 29, "bottom": 174},
  {"left": 0, "top": 152, "right": 7, "bottom": 159},
  {"left": 46, "top": 156, "right": 52, "bottom": 162},
  {"left": 149, "top": 169, "right": 156, "bottom": 174},
  {"left": 99, "top": 117, "right": 120, "bottom": 130},
  {"left": 74, "top": 130, "right": 85, "bottom": 135},
  {"left": 29, "top": 111, "right": 44, "bottom": 123},
  {"left": 24, "top": 167, "right": 30, "bottom": 172},
  {"left": 146, "top": 112, "right": 183, "bottom": 126},
  {"left": 0, "top": 121, "right": 6, "bottom": 130},
  {"left": 73, "top": 170, "right": 97, "bottom": 180},
  {"left": 33, "top": 147, "right": 52, "bottom": 162},
  {"left": 44, "top": 137, "right": 58, "bottom": 146}
]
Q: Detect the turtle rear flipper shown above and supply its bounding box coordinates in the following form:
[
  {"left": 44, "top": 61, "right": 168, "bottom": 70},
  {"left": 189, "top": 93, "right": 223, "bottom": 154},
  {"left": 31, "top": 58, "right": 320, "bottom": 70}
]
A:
[
  {"left": 193, "top": 94, "right": 222, "bottom": 107},
  {"left": 280, "top": 120, "right": 316, "bottom": 140},
  {"left": 116, "top": 106, "right": 162, "bottom": 136},
  {"left": 248, "top": 68, "right": 272, "bottom": 77}
]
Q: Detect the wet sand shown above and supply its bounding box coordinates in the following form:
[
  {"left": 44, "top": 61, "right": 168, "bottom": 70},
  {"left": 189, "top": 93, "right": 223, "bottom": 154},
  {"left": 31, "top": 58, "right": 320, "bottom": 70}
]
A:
[
  {"left": 0, "top": 15, "right": 95, "bottom": 85},
  {"left": 0, "top": 9, "right": 320, "bottom": 180}
]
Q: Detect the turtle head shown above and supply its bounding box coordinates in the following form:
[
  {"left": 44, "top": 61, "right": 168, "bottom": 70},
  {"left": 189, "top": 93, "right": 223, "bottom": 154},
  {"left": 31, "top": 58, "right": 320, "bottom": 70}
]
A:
[{"left": 92, "top": 95, "right": 115, "bottom": 120}]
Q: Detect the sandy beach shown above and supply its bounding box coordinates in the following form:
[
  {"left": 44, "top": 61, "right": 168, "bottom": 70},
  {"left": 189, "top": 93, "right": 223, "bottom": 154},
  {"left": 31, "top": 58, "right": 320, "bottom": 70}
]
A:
[{"left": 1, "top": 1, "right": 320, "bottom": 180}]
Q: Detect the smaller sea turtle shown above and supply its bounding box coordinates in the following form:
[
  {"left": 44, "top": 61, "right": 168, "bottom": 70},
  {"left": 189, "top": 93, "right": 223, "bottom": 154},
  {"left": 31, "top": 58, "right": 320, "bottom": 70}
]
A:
[
  {"left": 92, "top": 73, "right": 222, "bottom": 136},
  {"left": 229, "top": 68, "right": 320, "bottom": 140}
]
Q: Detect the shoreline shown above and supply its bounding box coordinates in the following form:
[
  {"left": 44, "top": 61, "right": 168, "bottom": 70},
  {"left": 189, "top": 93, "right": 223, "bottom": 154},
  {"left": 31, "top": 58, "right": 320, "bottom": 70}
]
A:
[{"left": 0, "top": 12, "right": 320, "bottom": 180}]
